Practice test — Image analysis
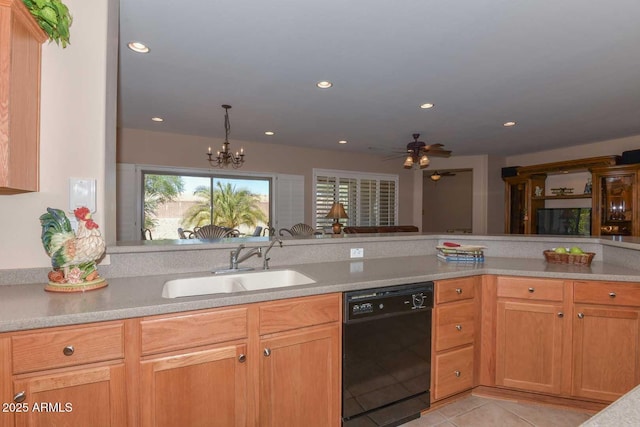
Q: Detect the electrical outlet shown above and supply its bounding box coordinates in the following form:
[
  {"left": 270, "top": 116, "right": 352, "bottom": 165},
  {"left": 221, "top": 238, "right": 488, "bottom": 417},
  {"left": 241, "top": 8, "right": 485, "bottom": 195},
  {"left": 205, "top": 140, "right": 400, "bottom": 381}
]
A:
[{"left": 350, "top": 248, "right": 364, "bottom": 258}]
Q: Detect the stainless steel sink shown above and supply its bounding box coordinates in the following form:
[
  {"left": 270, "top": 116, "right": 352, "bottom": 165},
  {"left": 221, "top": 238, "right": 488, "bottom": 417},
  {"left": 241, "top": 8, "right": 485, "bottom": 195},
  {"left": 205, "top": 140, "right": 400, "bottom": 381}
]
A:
[{"left": 162, "top": 269, "right": 316, "bottom": 298}]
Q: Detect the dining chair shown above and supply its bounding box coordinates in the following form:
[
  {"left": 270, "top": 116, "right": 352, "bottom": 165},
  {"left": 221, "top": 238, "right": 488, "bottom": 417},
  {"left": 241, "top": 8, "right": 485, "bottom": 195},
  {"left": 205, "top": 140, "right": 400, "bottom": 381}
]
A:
[
  {"left": 193, "top": 225, "right": 235, "bottom": 239},
  {"left": 279, "top": 223, "right": 316, "bottom": 236},
  {"left": 141, "top": 228, "right": 153, "bottom": 240},
  {"left": 177, "top": 228, "right": 194, "bottom": 239}
]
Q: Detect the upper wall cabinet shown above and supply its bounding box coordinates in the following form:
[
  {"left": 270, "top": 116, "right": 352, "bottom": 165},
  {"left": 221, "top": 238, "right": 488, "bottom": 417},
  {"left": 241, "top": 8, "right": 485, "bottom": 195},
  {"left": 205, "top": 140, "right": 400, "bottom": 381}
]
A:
[{"left": 0, "top": 0, "right": 46, "bottom": 194}]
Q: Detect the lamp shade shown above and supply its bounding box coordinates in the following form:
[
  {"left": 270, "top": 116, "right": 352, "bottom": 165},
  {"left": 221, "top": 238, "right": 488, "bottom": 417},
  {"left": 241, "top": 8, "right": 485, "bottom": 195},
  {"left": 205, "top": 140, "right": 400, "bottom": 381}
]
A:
[{"left": 326, "top": 202, "right": 348, "bottom": 219}]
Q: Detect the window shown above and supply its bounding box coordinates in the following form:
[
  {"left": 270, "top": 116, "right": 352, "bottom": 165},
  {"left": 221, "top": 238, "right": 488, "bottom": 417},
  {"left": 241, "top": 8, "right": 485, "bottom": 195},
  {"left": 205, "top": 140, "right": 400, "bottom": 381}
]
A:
[
  {"left": 313, "top": 169, "right": 398, "bottom": 230},
  {"left": 142, "top": 170, "right": 271, "bottom": 240}
]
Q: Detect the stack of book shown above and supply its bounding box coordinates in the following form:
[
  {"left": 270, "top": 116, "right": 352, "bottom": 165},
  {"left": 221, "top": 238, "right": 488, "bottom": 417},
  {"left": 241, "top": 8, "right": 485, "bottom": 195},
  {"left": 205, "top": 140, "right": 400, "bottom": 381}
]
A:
[{"left": 436, "top": 244, "right": 485, "bottom": 263}]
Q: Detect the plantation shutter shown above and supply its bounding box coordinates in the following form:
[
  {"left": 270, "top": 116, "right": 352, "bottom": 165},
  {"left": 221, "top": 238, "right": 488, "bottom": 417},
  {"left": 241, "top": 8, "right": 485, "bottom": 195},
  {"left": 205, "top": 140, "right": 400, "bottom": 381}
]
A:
[
  {"left": 379, "top": 179, "right": 396, "bottom": 226},
  {"left": 313, "top": 169, "right": 398, "bottom": 229}
]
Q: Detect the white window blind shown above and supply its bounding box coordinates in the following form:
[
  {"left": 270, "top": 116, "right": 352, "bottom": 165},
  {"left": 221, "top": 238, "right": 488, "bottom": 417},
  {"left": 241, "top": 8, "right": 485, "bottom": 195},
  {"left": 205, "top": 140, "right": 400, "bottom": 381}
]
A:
[{"left": 313, "top": 169, "right": 398, "bottom": 229}]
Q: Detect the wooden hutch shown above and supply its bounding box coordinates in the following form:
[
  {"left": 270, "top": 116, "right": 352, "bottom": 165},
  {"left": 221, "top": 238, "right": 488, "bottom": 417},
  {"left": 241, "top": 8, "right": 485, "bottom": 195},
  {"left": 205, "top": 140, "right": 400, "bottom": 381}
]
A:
[{"left": 503, "top": 156, "right": 640, "bottom": 237}]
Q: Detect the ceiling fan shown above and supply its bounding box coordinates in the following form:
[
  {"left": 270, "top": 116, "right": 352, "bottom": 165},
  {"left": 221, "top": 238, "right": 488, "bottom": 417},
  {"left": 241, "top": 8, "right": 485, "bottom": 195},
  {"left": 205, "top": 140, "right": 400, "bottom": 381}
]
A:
[
  {"left": 430, "top": 170, "right": 456, "bottom": 182},
  {"left": 400, "top": 133, "right": 452, "bottom": 169}
]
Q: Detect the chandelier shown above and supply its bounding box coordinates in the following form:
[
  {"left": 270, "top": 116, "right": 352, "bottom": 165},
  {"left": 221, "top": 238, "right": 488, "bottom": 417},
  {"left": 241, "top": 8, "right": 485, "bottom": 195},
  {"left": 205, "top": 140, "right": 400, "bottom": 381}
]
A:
[{"left": 207, "top": 105, "right": 245, "bottom": 168}]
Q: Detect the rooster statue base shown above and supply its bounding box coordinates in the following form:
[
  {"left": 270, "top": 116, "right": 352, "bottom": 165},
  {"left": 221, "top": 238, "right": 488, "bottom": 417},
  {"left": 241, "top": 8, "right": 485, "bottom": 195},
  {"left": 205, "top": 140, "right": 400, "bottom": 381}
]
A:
[{"left": 40, "top": 207, "right": 107, "bottom": 293}]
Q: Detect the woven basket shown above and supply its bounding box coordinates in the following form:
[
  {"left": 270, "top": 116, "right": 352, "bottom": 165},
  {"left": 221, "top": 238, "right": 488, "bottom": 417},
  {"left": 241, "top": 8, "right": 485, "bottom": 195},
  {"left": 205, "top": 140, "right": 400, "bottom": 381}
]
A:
[{"left": 543, "top": 250, "right": 595, "bottom": 266}]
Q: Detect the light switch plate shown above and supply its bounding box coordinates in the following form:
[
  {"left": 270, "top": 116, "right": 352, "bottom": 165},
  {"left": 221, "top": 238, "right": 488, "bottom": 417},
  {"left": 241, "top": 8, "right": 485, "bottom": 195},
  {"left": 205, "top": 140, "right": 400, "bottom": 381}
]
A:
[
  {"left": 350, "top": 248, "right": 364, "bottom": 258},
  {"left": 69, "top": 178, "right": 96, "bottom": 213}
]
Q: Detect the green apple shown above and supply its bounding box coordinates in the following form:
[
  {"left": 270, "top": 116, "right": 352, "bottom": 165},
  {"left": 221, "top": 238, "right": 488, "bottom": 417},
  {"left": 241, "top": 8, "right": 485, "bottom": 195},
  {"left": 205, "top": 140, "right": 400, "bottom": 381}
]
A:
[
  {"left": 569, "top": 246, "right": 584, "bottom": 254},
  {"left": 554, "top": 247, "right": 567, "bottom": 254}
]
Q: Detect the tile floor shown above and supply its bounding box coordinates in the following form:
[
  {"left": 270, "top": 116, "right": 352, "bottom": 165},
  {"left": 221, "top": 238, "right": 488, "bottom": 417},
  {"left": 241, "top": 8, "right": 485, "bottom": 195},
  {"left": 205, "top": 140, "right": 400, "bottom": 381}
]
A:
[{"left": 401, "top": 395, "right": 594, "bottom": 427}]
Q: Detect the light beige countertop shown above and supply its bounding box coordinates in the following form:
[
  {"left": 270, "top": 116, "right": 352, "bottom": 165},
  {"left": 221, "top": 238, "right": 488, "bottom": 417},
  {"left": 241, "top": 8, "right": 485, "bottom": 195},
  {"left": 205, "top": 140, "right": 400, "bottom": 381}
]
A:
[
  {"left": 1, "top": 255, "right": 639, "bottom": 333},
  {"left": 581, "top": 384, "right": 640, "bottom": 426}
]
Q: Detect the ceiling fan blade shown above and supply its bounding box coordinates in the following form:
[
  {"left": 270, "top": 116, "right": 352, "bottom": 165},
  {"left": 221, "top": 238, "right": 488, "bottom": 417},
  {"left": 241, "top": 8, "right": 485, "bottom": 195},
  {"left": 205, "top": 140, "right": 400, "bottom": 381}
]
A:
[{"left": 424, "top": 149, "right": 451, "bottom": 157}]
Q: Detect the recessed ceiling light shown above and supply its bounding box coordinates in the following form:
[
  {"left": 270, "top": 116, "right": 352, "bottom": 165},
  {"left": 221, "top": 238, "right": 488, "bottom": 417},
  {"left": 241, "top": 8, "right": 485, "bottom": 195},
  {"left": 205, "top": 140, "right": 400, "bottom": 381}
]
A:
[
  {"left": 503, "top": 121, "right": 517, "bottom": 127},
  {"left": 420, "top": 103, "right": 434, "bottom": 109},
  {"left": 128, "top": 41, "right": 150, "bottom": 53},
  {"left": 265, "top": 131, "right": 275, "bottom": 136},
  {"left": 338, "top": 140, "right": 347, "bottom": 144},
  {"left": 316, "top": 81, "right": 333, "bottom": 89},
  {"left": 151, "top": 117, "right": 164, "bottom": 122}
]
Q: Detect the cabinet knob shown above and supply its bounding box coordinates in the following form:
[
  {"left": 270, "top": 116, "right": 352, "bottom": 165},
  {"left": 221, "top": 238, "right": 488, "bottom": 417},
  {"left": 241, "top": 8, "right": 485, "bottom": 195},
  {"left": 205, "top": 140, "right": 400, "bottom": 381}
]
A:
[
  {"left": 528, "top": 287, "right": 535, "bottom": 293},
  {"left": 609, "top": 292, "right": 617, "bottom": 298},
  {"left": 263, "top": 348, "right": 271, "bottom": 357},
  {"left": 14, "top": 391, "right": 26, "bottom": 403},
  {"left": 63, "top": 345, "right": 74, "bottom": 356},
  {"left": 557, "top": 312, "right": 564, "bottom": 318},
  {"left": 454, "top": 370, "right": 461, "bottom": 378},
  {"left": 238, "top": 354, "right": 246, "bottom": 363},
  {"left": 577, "top": 312, "right": 585, "bottom": 319},
  {"left": 455, "top": 324, "right": 462, "bottom": 331},
  {"left": 455, "top": 288, "right": 463, "bottom": 295}
]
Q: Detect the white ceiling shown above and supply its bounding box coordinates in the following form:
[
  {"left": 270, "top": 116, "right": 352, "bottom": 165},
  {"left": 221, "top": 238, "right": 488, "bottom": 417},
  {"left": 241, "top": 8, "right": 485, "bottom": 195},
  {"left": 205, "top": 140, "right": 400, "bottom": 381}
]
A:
[{"left": 118, "top": 0, "right": 640, "bottom": 157}]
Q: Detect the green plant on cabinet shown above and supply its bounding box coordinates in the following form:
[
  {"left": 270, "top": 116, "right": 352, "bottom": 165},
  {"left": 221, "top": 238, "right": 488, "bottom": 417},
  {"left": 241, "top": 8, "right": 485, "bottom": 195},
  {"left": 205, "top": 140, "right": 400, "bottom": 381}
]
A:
[{"left": 22, "top": 0, "right": 72, "bottom": 47}]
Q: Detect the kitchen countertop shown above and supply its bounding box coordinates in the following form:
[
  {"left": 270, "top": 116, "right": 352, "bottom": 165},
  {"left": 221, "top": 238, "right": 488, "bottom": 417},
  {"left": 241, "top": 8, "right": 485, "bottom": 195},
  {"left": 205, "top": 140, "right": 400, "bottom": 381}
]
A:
[
  {"left": 581, "top": 384, "right": 640, "bottom": 426},
  {"left": 2, "top": 255, "right": 640, "bottom": 333}
]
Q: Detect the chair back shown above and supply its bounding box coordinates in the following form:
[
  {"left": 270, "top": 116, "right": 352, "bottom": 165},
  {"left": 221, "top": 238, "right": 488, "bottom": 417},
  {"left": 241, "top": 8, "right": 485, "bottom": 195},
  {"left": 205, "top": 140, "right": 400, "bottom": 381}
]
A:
[
  {"left": 178, "top": 228, "right": 195, "bottom": 239},
  {"left": 279, "top": 223, "right": 315, "bottom": 236},
  {"left": 193, "top": 225, "right": 234, "bottom": 239},
  {"left": 141, "top": 228, "right": 153, "bottom": 240},
  {"left": 252, "top": 226, "right": 263, "bottom": 236}
]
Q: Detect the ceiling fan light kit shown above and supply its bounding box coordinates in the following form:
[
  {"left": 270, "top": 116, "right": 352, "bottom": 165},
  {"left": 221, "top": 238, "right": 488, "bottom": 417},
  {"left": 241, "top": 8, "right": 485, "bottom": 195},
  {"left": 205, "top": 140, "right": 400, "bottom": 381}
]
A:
[
  {"left": 402, "top": 133, "right": 451, "bottom": 169},
  {"left": 206, "top": 105, "right": 245, "bottom": 168}
]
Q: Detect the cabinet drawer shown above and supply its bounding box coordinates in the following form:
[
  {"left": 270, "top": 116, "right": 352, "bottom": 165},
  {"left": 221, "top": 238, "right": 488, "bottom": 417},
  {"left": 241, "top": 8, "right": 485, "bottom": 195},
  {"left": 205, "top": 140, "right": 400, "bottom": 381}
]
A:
[
  {"left": 574, "top": 281, "right": 640, "bottom": 307},
  {"left": 435, "top": 301, "right": 474, "bottom": 352},
  {"left": 497, "top": 277, "right": 564, "bottom": 301},
  {"left": 436, "top": 278, "right": 475, "bottom": 304},
  {"left": 433, "top": 345, "right": 474, "bottom": 401},
  {"left": 259, "top": 293, "right": 341, "bottom": 335},
  {"left": 141, "top": 307, "right": 248, "bottom": 355},
  {"left": 12, "top": 322, "right": 124, "bottom": 374}
]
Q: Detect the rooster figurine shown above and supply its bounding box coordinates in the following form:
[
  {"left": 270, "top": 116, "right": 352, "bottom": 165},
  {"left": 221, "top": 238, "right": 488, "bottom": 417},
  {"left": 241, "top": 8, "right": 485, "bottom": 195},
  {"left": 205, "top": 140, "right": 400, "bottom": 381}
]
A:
[{"left": 40, "top": 207, "right": 107, "bottom": 292}]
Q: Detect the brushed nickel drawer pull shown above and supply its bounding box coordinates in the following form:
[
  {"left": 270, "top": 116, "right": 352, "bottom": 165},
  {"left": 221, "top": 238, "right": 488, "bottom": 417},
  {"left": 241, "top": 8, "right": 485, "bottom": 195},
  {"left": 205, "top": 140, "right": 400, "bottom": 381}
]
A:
[
  {"left": 63, "top": 345, "right": 74, "bottom": 356},
  {"left": 454, "top": 370, "right": 461, "bottom": 377},
  {"left": 263, "top": 348, "right": 271, "bottom": 357},
  {"left": 577, "top": 312, "right": 585, "bottom": 319},
  {"left": 14, "top": 391, "right": 26, "bottom": 403},
  {"left": 528, "top": 287, "right": 535, "bottom": 293},
  {"left": 238, "top": 354, "right": 246, "bottom": 363},
  {"left": 455, "top": 288, "right": 462, "bottom": 295},
  {"left": 455, "top": 324, "right": 462, "bottom": 331},
  {"left": 558, "top": 312, "right": 564, "bottom": 318},
  {"left": 609, "top": 292, "right": 617, "bottom": 298}
]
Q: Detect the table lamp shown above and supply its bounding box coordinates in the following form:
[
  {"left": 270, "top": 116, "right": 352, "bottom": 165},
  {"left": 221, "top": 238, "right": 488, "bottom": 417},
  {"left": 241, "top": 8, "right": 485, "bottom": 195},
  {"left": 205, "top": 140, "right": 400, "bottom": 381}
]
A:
[{"left": 326, "top": 202, "right": 349, "bottom": 234}]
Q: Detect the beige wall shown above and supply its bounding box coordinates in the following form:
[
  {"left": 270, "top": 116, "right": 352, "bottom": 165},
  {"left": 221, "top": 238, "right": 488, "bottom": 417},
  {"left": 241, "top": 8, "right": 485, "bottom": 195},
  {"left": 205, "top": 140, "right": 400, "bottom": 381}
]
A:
[
  {"left": 422, "top": 170, "right": 473, "bottom": 232},
  {"left": 506, "top": 134, "right": 640, "bottom": 166},
  {"left": 0, "top": 0, "right": 114, "bottom": 270},
  {"left": 117, "top": 127, "right": 416, "bottom": 225}
]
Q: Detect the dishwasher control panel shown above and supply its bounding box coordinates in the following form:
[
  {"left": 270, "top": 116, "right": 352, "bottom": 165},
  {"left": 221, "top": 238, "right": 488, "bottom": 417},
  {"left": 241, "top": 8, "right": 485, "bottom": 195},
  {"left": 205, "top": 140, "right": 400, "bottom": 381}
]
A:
[{"left": 344, "top": 282, "right": 434, "bottom": 322}]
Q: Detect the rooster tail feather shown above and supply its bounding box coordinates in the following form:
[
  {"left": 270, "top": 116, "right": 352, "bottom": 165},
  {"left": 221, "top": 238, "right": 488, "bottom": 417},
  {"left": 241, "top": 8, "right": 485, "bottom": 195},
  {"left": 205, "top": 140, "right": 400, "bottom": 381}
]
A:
[{"left": 40, "top": 208, "right": 73, "bottom": 254}]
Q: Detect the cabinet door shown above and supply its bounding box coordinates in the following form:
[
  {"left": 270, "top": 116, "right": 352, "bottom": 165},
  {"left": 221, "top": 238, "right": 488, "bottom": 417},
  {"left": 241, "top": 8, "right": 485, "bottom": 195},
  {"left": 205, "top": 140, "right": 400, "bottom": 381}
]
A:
[
  {"left": 259, "top": 324, "right": 340, "bottom": 427},
  {"left": 140, "top": 343, "right": 248, "bottom": 427},
  {"left": 12, "top": 363, "right": 126, "bottom": 427},
  {"left": 572, "top": 306, "right": 640, "bottom": 401},
  {"left": 496, "top": 301, "right": 565, "bottom": 394}
]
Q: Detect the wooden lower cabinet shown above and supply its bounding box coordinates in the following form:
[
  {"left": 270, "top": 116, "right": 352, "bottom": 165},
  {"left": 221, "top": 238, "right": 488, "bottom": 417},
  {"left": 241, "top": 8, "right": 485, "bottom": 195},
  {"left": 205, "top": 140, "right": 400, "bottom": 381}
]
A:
[
  {"left": 138, "top": 293, "right": 341, "bottom": 426},
  {"left": 140, "top": 343, "right": 248, "bottom": 427},
  {"left": 12, "top": 363, "right": 126, "bottom": 427},
  {"left": 432, "top": 277, "right": 479, "bottom": 401},
  {"left": 495, "top": 300, "right": 565, "bottom": 394},
  {"left": 259, "top": 324, "right": 340, "bottom": 427},
  {"left": 572, "top": 305, "right": 640, "bottom": 401}
]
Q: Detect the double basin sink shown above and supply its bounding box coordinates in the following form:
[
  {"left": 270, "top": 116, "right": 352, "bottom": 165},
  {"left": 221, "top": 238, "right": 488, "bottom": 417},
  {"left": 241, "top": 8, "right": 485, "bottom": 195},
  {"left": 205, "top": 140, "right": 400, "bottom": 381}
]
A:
[{"left": 162, "top": 269, "right": 316, "bottom": 298}]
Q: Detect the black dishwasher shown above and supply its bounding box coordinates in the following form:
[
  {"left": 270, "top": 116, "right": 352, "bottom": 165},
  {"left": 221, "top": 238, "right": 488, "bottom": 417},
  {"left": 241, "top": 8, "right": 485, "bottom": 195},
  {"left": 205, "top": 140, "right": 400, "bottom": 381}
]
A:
[{"left": 342, "top": 282, "right": 434, "bottom": 427}]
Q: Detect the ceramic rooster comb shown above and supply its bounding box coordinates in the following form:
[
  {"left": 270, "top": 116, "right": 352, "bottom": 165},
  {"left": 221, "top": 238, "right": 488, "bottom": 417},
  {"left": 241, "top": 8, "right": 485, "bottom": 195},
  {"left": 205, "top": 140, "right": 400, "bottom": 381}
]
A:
[{"left": 40, "top": 207, "right": 107, "bottom": 292}]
